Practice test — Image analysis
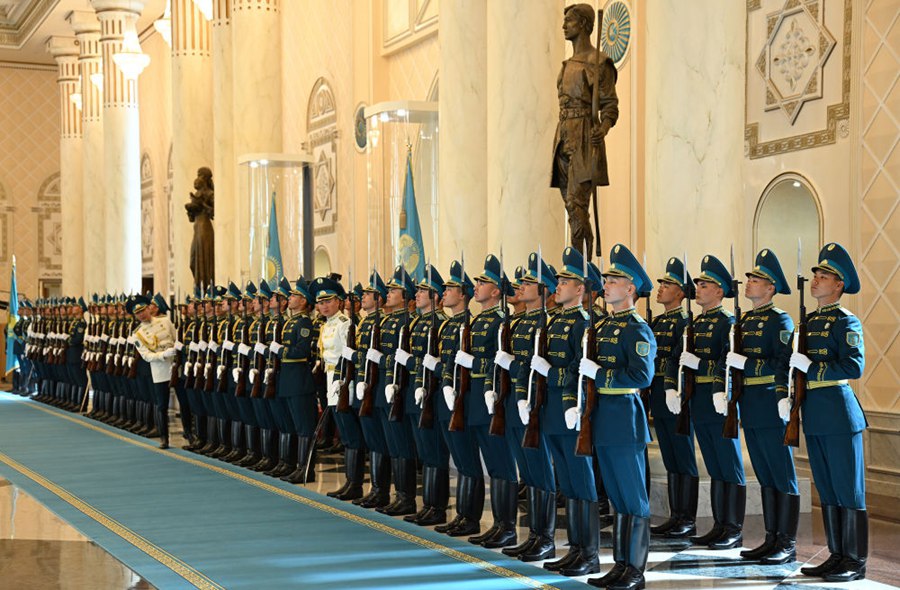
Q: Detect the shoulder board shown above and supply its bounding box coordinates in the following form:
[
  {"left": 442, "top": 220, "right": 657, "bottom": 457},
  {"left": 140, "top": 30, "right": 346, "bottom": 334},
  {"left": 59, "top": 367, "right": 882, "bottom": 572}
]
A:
[
  {"left": 838, "top": 307, "right": 855, "bottom": 317},
  {"left": 338, "top": 314, "right": 349, "bottom": 323},
  {"left": 631, "top": 311, "right": 646, "bottom": 324},
  {"left": 721, "top": 308, "right": 734, "bottom": 317},
  {"left": 580, "top": 308, "right": 590, "bottom": 320},
  {"left": 770, "top": 306, "right": 785, "bottom": 315}
]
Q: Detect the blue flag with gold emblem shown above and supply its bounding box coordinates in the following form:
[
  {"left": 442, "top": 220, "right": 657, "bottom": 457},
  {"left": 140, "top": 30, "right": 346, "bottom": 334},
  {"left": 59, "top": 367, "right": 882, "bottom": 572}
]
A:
[
  {"left": 5, "top": 255, "right": 19, "bottom": 375},
  {"left": 265, "top": 192, "right": 283, "bottom": 282},
  {"left": 398, "top": 147, "right": 426, "bottom": 282}
]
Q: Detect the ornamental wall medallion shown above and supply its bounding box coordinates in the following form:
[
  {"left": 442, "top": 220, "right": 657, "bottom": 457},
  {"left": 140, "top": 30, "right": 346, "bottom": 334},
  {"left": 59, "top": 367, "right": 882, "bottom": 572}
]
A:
[
  {"left": 756, "top": 0, "right": 836, "bottom": 124},
  {"left": 600, "top": 1, "right": 632, "bottom": 69},
  {"left": 307, "top": 77, "right": 338, "bottom": 236}
]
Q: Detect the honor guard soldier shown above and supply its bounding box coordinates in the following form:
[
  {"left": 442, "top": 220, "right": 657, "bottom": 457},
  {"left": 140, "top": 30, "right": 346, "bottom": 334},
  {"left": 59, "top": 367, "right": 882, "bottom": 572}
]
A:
[
  {"left": 651, "top": 257, "right": 700, "bottom": 539},
  {"left": 236, "top": 282, "right": 268, "bottom": 467},
  {"left": 211, "top": 283, "right": 242, "bottom": 460},
  {"left": 726, "top": 250, "right": 799, "bottom": 564},
  {"left": 224, "top": 282, "right": 255, "bottom": 463},
  {"left": 127, "top": 295, "right": 157, "bottom": 437},
  {"left": 578, "top": 244, "right": 656, "bottom": 590},
  {"left": 451, "top": 255, "right": 519, "bottom": 549},
  {"left": 433, "top": 262, "right": 484, "bottom": 537},
  {"left": 182, "top": 289, "right": 207, "bottom": 450},
  {"left": 244, "top": 280, "right": 277, "bottom": 469},
  {"left": 312, "top": 276, "right": 362, "bottom": 495},
  {"left": 676, "top": 254, "right": 746, "bottom": 550},
  {"left": 66, "top": 297, "right": 88, "bottom": 410},
  {"left": 347, "top": 271, "right": 392, "bottom": 508},
  {"left": 375, "top": 267, "right": 419, "bottom": 516},
  {"left": 792, "top": 243, "right": 868, "bottom": 582},
  {"left": 193, "top": 286, "right": 217, "bottom": 453},
  {"left": 402, "top": 264, "right": 450, "bottom": 526},
  {"left": 496, "top": 253, "right": 558, "bottom": 563},
  {"left": 259, "top": 277, "right": 293, "bottom": 476},
  {"left": 131, "top": 294, "right": 177, "bottom": 448}
]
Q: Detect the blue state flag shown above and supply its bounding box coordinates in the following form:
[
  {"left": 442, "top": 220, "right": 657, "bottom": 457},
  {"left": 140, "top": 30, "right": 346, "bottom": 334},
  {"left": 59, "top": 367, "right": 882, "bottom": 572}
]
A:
[
  {"left": 398, "top": 147, "right": 426, "bottom": 282},
  {"left": 5, "top": 255, "right": 19, "bottom": 375},
  {"left": 265, "top": 192, "right": 283, "bottom": 282}
]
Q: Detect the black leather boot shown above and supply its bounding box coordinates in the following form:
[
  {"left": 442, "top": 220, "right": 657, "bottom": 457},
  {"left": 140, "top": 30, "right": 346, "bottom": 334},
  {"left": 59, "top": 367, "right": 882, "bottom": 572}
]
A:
[
  {"left": 709, "top": 482, "right": 745, "bottom": 549},
  {"left": 143, "top": 404, "right": 160, "bottom": 438},
  {"left": 435, "top": 477, "right": 466, "bottom": 534},
  {"left": 482, "top": 478, "right": 518, "bottom": 548},
  {"left": 760, "top": 491, "right": 799, "bottom": 564},
  {"left": 237, "top": 426, "right": 261, "bottom": 466},
  {"left": 199, "top": 417, "right": 219, "bottom": 454},
  {"left": 609, "top": 516, "right": 649, "bottom": 590},
  {"left": 251, "top": 429, "right": 277, "bottom": 471},
  {"left": 282, "top": 437, "right": 316, "bottom": 484},
  {"left": 691, "top": 479, "right": 725, "bottom": 545},
  {"left": 186, "top": 416, "right": 208, "bottom": 452},
  {"left": 123, "top": 400, "right": 139, "bottom": 431},
  {"left": 416, "top": 467, "right": 449, "bottom": 525},
  {"left": 381, "top": 458, "right": 417, "bottom": 516},
  {"left": 353, "top": 451, "right": 380, "bottom": 507},
  {"left": 824, "top": 508, "right": 867, "bottom": 582},
  {"left": 545, "top": 498, "right": 581, "bottom": 571},
  {"left": 468, "top": 477, "right": 501, "bottom": 544},
  {"left": 211, "top": 419, "right": 232, "bottom": 459},
  {"left": 588, "top": 512, "right": 630, "bottom": 587},
  {"left": 503, "top": 486, "right": 539, "bottom": 557},
  {"left": 266, "top": 433, "right": 294, "bottom": 476},
  {"left": 328, "top": 448, "right": 354, "bottom": 498},
  {"left": 651, "top": 472, "right": 680, "bottom": 535},
  {"left": 336, "top": 447, "right": 365, "bottom": 501},
  {"left": 666, "top": 474, "right": 699, "bottom": 538},
  {"left": 405, "top": 465, "right": 434, "bottom": 523},
  {"left": 741, "top": 486, "right": 777, "bottom": 559},
  {"left": 156, "top": 406, "right": 169, "bottom": 449},
  {"left": 520, "top": 487, "right": 557, "bottom": 562},
  {"left": 801, "top": 504, "right": 843, "bottom": 577},
  {"left": 448, "top": 476, "right": 483, "bottom": 537},
  {"left": 358, "top": 451, "right": 391, "bottom": 508},
  {"left": 560, "top": 500, "right": 600, "bottom": 576},
  {"left": 180, "top": 406, "right": 194, "bottom": 446},
  {"left": 223, "top": 422, "right": 246, "bottom": 463},
  {"left": 377, "top": 458, "right": 407, "bottom": 514}
]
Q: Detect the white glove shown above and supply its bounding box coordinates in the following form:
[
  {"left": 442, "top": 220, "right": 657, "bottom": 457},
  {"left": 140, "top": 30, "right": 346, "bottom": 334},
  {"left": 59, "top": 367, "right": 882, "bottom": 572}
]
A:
[
  {"left": 127, "top": 357, "right": 134, "bottom": 368},
  {"left": 484, "top": 390, "right": 497, "bottom": 414},
  {"left": 144, "top": 352, "right": 161, "bottom": 362},
  {"left": 223, "top": 340, "right": 235, "bottom": 351},
  {"left": 127, "top": 335, "right": 136, "bottom": 345},
  {"left": 238, "top": 343, "right": 251, "bottom": 357},
  {"left": 356, "top": 381, "right": 366, "bottom": 400},
  {"left": 455, "top": 350, "right": 474, "bottom": 369},
  {"left": 494, "top": 350, "right": 514, "bottom": 371},
  {"left": 394, "top": 348, "right": 411, "bottom": 367},
  {"left": 232, "top": 367, "right": 241, "bottom": 382},
  {"left": 248, "top": 368, "right": 258, "bottom": 384},
  {"left": 264, "top": 368, "right": 274, "bottom": 384},
  {"left": 194, "top": 363, "right": 202, "bottom": 376},
  {"left": 665, "top": 389, "right": 682, "bottom": 414},
  {"left": 777, "top": 397, "right": 791, "bottom": 420},
  {"left": 217, "top": 365, "right": 225, "bottom": 379},
  {"left": 531, "top": 355, "right": 551, "bottom": 377},
  {"left": 713, "top": 391, "right": 728, "bottom": 415},
  {"left": 183, "top": 362, "right": 192, "bottom": 377},
  {"left": 114, "top": 353, "right": 121, "bottom": 365},
  {"left": 564, "top": 407, "right": 580, "bottom": 430},
  {"left": 579, "top": 357, "right": 600, "bottom": 380},
  {"left": 269, "top": 342, "right": 283, "bottom": 355},
  {"left": 726, "top": 351, "right": 747, "bottom": 370},
  {"left": 327, "top": 382, "right": 340, "bottom": 407},
  {"left": 443, "top": 385, "right": 456, "bottom": 411},
  {"left": 174, "top": 341, "right": 184, "bottom": 351},
  {"left": 366, "top": 348, "right": 383, "bottom": 365},
  {"left": 341, "top": 345, "right": 356, "bottom": 361},
  {"left": 189, "top": 342, "right": 199, "bottom": 352},
  {"left": 329, "top": 379, "right": 342, "bottom": 396},
  {"left": 414, "top": 387, "right": 426, "bottom": 406},
  {"left": 198, "top": 341, "right": 208, "bottom": 352},
  {"left": 789, "top": 352, "right": 812, "bottom": 373},
  {"left": 385, "top": 384, "right": 398, "bottom": 403},
  {"left": 517, "top": 399, "right": 530, "bottom": 425},
  {"left": 162, "top": 348, "right": 176, "bottom": 360},
  {"left": 254, "top": 342, "right": 267, "bottom": 355},
  {"left": 208, "top": 341, "right": 219, "bottom": 353},
  {"left": 680, "top": 351, "right": 701, "bottom": 370},
  {"left": 423, "top": 354, "right": 439, "bottom": 372}
]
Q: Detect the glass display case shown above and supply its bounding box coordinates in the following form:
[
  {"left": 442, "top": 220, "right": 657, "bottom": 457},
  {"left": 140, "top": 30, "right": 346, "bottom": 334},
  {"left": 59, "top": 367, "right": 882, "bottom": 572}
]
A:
[
  {"left": 238, "top": 153, "right": 313, "bottom": 284},
  {"left": 364, "top": 101, "right": 439, "bottom": 275}
]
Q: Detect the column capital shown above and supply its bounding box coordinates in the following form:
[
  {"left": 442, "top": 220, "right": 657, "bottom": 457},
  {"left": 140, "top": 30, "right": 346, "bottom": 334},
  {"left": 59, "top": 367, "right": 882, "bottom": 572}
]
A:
[
  {"left": 90, "top": 0, "right": 145, "bottom": 18},
  {"left": 67, "top": 10, "right": 101, "bottom": 34},
  {"left": 46, "top": 36, "right": 80, "bottom": 60}
]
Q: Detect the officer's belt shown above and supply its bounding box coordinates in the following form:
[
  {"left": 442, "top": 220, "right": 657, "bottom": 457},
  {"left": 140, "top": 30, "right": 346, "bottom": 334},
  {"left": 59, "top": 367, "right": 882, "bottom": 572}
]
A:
[
  {"left": 282, "top": 358, "right": 308, "bottom": 364},
  {"left": 471, "top": 373, "right": 488, "bottom": 379},
  {"left": 559, "top": 107, "right": 591, "bottom": 120},
  {"left": 325, "top": 363, "right": 336, "bottom": 372},
  {"left": 807, "top": 379, "right": 849, "bottom": 389},
  {"left": 597, "top": 387, "right": 638, "bottom": 395},
  {"left": 696, "top": 376, "right": 716, "bottom": 384},
  {"left": 743, "top": 375, "right": 775, "bottom": 386}
]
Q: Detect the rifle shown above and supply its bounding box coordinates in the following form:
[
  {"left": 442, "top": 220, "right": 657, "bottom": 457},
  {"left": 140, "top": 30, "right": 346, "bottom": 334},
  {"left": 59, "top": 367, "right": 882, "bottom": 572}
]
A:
[
  {"left": 194, "top": 316, "right": 208, "bottom": 390},
  {"left": 204, "top": 311, "right": 219, "bottom": 392},
  {"left": 170, "top": 304, "right": 183, "bottom": 388},
  {"left": 723, "top": 245, "right": 744, "bottom": 439},
  {"left": 675, "top": 253, "right": 697, "bottom": 436},
  {"left": 359, "top": 271, "right": 381, "bottom": 418},
  {"left": 449, "top": 254, "right": 471, "bottom": 433},
  {"left": 489, "top": 247, "right": 512, "bottom": 436},
  {"left": 389, "top": 305, "right": 409, "bottom": 422},
  {"left": 590, "top": 8, "right": 605, "bottom": 258},
  {"left": 523, "top": 245, "right": 548, "bottom": 449},
  {"left": 263, "top": 301, "right": 283, "bottom": 399},
  {"left": 576, "top": 247, "right": 599, "bottom": 456},
  {"left": 185, "top": 307, "right": 199, "bottom": 389},
  {"left": 784, "top": 239, "right": 807, "bottom": 447},
  {"left": 639, "top": 258, "right": 652, "bottom": 419},
  {"left": 336, "top": 271, "right": 356, "bottom": 414},
  {"left": 127, "top": 317, "right": 140, "bottom": 379},
  {"left": 217, "top": 302, "right": 233, "bottom": 393},
  {"left": 106, "top": 319, "right": 119, "bottom": 375},
  {"left": 234, "top": 303, "right": 250, "bottom": 397},
  {"left": 418, "top": 273, "right": 440, "bottom": 429},
  {"left": 249, "top": 303, "right": 267, "bottom": 399}
]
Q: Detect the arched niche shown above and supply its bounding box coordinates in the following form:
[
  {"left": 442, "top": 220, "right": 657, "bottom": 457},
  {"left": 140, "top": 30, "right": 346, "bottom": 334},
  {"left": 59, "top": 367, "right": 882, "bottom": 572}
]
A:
[
  {"left": 314, "top": 245, "right": 332, "bottom": 277},
  {"left": 753, "top": 173, "right": 822, "bottom": 314}
]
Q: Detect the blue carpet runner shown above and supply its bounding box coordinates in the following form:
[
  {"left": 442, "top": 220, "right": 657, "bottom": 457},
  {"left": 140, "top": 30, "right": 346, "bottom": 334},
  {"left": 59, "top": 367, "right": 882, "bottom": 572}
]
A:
[{"left": 0, "top": 392, "right": 590, "bottom": 589}]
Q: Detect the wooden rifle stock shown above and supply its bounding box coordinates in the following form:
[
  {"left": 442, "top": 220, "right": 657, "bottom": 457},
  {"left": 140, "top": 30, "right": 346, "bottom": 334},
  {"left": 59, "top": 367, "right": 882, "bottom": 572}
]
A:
[
  {"left": 263, "top": 315, "right": 282, "bottom": 400},
  {"left": 784, "top": 276, "right": 807, "bottom": 447},
  {"left": 448, "top": 316, "right": 471, "bottom": 432},
  {"left": 249, "top": 315, "right": 266, "bottom": 398},
  {"left": 216, "top": 312, "right": 232, "bottom": 393},
  {"left": 722, "top": 304, "right": 744, "bottom": 439},
  {"left": 336, "top": 317, "right": 356, "bottom": 413},
  {"left": 418, "top": 312, "right": 440, "bottom": 429},
  {"left": 389, "top": 321, "right": 409, "bottom": 422},
  {"left": 522, "top": 326, "right": 547, "bottom": 449},
  {"left": 169, "top": 311, "right": 183, "bottom": 388},
  {"left": 359, "top": 313, "right": 381, "bottom": 418},
  {"left": 575, "top": 318, "right": 598, "bottom": 456},
  {"left": 489, "top": 321, "right": 512, "bottom": 436},
  {"left": 234, "top": 312, "right": 250, "bottom": 397},
  {"left": 675, "top": 321, "right": 696, "bottom": 435}
]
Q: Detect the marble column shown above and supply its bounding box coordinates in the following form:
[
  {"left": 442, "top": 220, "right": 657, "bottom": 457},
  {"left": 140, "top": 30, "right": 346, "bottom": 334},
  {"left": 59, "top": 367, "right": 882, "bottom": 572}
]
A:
[
  {"left": 69, "top": 11, "right": 104, "bottom": 295},
  {"left": 485, "top": 0, "right": 565, "bottom": 265},
  {"left": 643, "top": 1, "right": 745, "bottom": 271},
  {"left": 47, "top": 37, "right": 85, "bottom": 296},
  {"left": 211, "top": 0, "right": 235, "bottom": 284},
  {"left": 438, "top": 0, "right": 487, "bottom": 271},
  {"left": 231, "top": 0, "right": 282, "bottom": 280},
  {"left": 91, "top": 0, "right": 145, "bottom": 293},
  {"left": 170, "top": 0, "right": 213, "bottom": 291}
]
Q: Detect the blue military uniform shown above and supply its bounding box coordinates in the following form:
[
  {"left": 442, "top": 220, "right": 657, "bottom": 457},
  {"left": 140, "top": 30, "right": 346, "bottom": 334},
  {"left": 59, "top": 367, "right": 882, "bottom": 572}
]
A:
[
  {"left": 798, "top": 243, "right": 868, "bottom": 583},
  {"left": 582, "top": 243, "right": 656, "bottom": 589},
  {"left": 244, "top": 280, "right": 277, "bottom": 470},
  {"left": 649, "top": 257, "right": 700, "bottom": 539},
  {"left": 687, "top": 255, "right": 746, "bottom": 551},
  {"left": 735, "top": 250, "right": 799, "bottom": 564},
  {"left": 500, "top": 253, "right": 557, "bottom": 563}
]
